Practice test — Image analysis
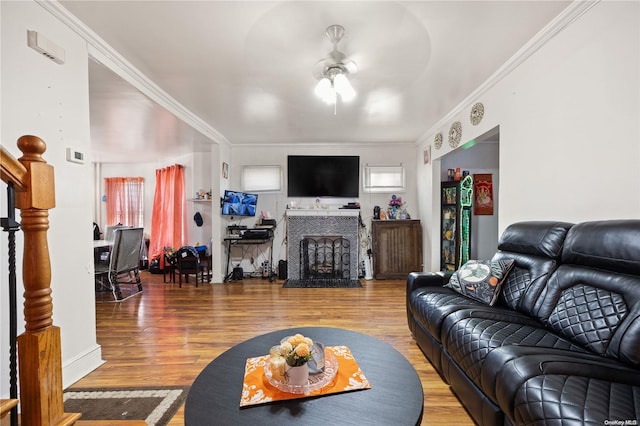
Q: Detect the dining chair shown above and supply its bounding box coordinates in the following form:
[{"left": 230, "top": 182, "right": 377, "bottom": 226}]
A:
[
  {"left": 104, "top": 224, "right": 130, "bottom": 241},
  {"left": 163, "top": 252, "right": 176, "bottom": 283},
  {"left": 175, "top": 245, "right": 205, "bottom": 287},
  {"left": 95, "top": 227, "right": 144, "bottom": 300}
]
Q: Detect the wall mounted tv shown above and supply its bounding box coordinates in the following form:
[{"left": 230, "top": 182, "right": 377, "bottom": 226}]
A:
[
  {"left": 221, "top": 190, "right": 258, "bottom": 217},
  {"left": 287, "top": 155, "right": 360, "bottom": 198}
]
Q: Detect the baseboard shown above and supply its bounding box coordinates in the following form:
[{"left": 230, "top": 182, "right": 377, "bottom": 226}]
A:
[{"left": 62, "top": 343, "right": 105, "bottom": 388}]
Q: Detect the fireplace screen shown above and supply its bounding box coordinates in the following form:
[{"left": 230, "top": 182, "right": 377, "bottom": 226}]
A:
[{"left": 300, "top": 237, "right": 351, "bottom": 280}]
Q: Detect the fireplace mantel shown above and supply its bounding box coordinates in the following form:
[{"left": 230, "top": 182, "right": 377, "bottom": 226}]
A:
[
  {"left": 286, "top": 209, "right": 360, "bottom": 280},
  {"left": 285, "top": 209, "right": 360, "bottom": 217}
]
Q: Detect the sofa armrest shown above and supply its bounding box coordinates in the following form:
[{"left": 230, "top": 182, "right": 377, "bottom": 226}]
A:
[
  {"left": 406, "top": 271, "right": 449, "bottom": 294},
  {"left": 496, "top": 352, "right": 640, "bottom": 420}
]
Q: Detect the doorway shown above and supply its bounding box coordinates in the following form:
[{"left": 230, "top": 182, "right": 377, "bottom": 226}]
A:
[{"left": 440, "top": 126, "right": 500, "bottom": 260}]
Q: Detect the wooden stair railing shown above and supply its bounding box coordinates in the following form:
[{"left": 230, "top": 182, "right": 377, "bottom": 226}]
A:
[{"left": 1, "top": 136, "right": 81, "bottom": 425}]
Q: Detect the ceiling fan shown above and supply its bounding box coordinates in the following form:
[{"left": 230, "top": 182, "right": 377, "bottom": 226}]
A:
[{"left": 313, "top": 25, "right": 357, "bottom": 105}]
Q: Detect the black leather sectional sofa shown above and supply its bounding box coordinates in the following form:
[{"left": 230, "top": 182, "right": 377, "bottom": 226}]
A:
[{"left": 406, "top": 220, "right": 640, "bottom": 425}]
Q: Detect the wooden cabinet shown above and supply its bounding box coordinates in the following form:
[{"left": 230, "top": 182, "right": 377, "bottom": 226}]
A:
[{"left": 371, "top": 220, "right": 423, "bottom": 279}]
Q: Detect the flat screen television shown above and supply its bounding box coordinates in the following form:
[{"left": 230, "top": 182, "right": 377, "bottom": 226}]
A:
[
  {"left": 221, "top": 190, "right": 258, "bottom": 217},
  {"left": 287, "top": 155, "right": 360, "bottom": 198}
]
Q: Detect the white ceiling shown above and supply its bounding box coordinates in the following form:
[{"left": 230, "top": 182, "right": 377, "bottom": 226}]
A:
[{"left": 58, "top": 1, "right": 571, "bottom": 162}]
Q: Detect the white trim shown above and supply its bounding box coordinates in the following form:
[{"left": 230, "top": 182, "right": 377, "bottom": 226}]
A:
[
  {"left": 61, "top": 343, "right": 104, "bottom": 389},
  {"left": 37, "top": 0, "right": 231, "bottom": 148}
]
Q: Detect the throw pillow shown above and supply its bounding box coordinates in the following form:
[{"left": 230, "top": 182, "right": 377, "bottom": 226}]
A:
[{"left": 445, "top": 259, "right": 515, "bottom": 305}]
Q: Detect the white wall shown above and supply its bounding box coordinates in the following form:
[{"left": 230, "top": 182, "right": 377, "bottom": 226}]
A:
[
  {"left": 417, "top": 1, "right": 640, "bottom": 270},
  {"left": 0, "top": 1, "right": 102, "bottom": 397},
  {"left": 227, "top": 143, "right": 419, "bottom": 279}
]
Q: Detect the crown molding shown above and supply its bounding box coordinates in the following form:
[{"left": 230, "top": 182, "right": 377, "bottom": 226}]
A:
[
  {"left": 231, "top": 140, "right": 417, "bottom": 149},
  {"left": 416, "top": 0, "right": 600, "bottom": 147},
  {"left": 37, "top": 0, "right": 232, "bottom": 148}
]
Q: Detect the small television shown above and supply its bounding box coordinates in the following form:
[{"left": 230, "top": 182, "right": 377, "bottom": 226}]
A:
[
  {"left": 221, "top": 190, "right": 258, "bottom": 217},
  {"left": 287, "top": 155, "right": 360, "bottom": 198}
]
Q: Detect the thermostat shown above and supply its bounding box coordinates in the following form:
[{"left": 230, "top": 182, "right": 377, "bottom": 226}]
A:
[{"left": 66, "top": 147, "right": 85, "bottom": 164}]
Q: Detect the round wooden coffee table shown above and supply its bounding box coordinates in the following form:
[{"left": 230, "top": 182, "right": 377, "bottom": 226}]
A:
[{"left": 185, "top": 327, "right": 423, "bottom": 425}]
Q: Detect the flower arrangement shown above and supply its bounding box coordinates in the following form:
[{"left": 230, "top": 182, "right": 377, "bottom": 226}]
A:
[
  {"left": 388, "top": 194, "right": 405, "bottom": 208},
  {"left": 388, "top": 195, "right": 408, "bottom": 219},
  {"left": 272, "top": 333, "right": 314, "bottom": 367}
]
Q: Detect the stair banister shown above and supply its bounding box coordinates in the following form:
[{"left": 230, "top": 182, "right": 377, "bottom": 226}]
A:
[{"left": 1, "top": 135, "right": 81, "bottom": 425}]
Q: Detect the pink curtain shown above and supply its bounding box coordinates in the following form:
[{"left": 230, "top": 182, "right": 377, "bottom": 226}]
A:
[
  {"left": 149, "top": 164, "right": 186, "bottom": 263},
  {"left": 104, "top": 177, "right": 144, "bottom": 226}
]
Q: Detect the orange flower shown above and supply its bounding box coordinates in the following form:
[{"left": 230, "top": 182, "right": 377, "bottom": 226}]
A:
[{"left": 295, "top": 343, "right": 310, "bottom": 357}]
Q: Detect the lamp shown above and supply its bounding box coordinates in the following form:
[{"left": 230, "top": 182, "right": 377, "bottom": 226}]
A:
[{"left": 314, "top": 25, "right": 357, "bottom": 106}]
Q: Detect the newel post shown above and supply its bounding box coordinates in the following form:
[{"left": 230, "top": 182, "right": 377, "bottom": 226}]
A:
[{"left": 14, "top": 135, "right": 80, "bottom": 425}]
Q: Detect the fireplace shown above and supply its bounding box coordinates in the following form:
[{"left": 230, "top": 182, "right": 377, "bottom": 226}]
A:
[
  {"left": 286, "top": 210, "right": 359, "bottom": 280},
  {"left": 300, "top": 237, "right": 351, "bottom": 279}
]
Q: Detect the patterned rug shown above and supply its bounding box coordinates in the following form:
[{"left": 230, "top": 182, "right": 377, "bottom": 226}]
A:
[
  {"left": 283, "top": 279, "right": 362, "bottom": 288},
  {"left": 64, "top": 386, "right": 188, "bottom": 425}
]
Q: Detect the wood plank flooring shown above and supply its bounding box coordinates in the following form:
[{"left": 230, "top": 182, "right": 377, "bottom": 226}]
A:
[{"left": 71, "top": 271, "right": 474, "bottom": 425}]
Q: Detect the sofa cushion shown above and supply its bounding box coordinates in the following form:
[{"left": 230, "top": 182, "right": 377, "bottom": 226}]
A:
[
  {"left": 498, "top": 221, "right": 573, "bottom": 259},
  {"left": 561, "top": 219, "right": 640, "bottom": 276},
  {"left": 535, "top": 265, "right": 640, "bottom": 366},
  {"left": 512, "top": 375, "right": 640, "bottom": 425},
  {"left": 409, "top": 287, "right": 487, "bottom": 342},
  {"left": 441, "top": 313, "right": 586, "bottom": 389},
  {"left": 446, "top": 259, "right": 515, "bottom": 305},
  {"left": 492, "top": 252, "right": 559, "bottom": 314}
]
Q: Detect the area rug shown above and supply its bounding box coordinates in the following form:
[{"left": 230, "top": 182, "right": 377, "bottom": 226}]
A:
[
  {"left": 63, "top": 386, "right": 189, "bottom": 425},
  {"left": 283, "top": 279, "right": 362, "bottom": 288}
]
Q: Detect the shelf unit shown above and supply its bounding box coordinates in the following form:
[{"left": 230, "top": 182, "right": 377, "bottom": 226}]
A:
[{"left": 440, "top": 177, "right": 473, "bottom": 272}]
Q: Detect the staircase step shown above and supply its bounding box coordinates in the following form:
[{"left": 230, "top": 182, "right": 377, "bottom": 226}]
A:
[{"left": 75, "top": 421, "right": 147, "bottom": 425}]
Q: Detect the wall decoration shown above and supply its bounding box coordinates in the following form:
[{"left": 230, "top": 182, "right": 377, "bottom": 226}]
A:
[
  {"left": 470, "top": 102, "right": 485, "bottom": 125},
  {"left": 473, "top": 173, "right": 493, "bottom": 215},
  {"left": 423, "top": 145, "right": 431, "bottom": 165},
  {"left": 222, "top": 162, "right": 229, "bottom": 179},
  {"left": 449, "top": 121, "right": 462, "bottom": 148},
  {"left": 434, "top": 133, "right": 443, "bottom": 150}
]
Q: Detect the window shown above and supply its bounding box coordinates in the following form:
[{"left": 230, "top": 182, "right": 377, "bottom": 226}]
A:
[
  {"left": 104, "top": 177, "right": 144, "bottom": 227},
  {"left": 363, "top": 165, "right": 405, "bottom": 193},
  {"left": 242, "top": 165, "right": 282, "bottom": 192}
]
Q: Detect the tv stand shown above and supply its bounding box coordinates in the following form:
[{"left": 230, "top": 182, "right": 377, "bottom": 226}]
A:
[{"left": 223, "top": 229, "right": 274, "bottom": 282}]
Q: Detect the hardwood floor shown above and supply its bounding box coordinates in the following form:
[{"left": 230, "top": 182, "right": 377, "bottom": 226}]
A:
[{"left": 71, "top": 271, "right": 474, "bottom": 425}]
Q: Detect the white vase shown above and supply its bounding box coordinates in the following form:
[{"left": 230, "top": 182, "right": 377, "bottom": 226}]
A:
[{"left": 286, "top": 364, "right": 309, "bottom": 386}]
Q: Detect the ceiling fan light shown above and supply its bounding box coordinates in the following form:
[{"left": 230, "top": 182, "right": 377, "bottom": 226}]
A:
[
  {"left": 314, "top": 77, "right": 332, "bottom": 97},
  {"left": 323, "top": 89, "right": 337, "bottom": 105},
  {"left": 333, "top": 73, "right": 356, "bottom": 102}
]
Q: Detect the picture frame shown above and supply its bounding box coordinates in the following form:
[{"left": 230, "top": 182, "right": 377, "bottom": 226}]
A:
[
  {"left": 423, "top": 146, "right": 431, "bottom": 165},
  {"left": 222, "top": 162, "right": 229, "bottom": 179}
]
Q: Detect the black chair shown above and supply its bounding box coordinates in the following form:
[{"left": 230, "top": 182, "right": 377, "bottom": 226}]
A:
[
  {"left": 164, "top": 252, "right": 176, "bottom": 283},
  {"left": 95, "top": 227, "right": 144, "bottom": 300},
  {"left": 175, "top": 246, "right": 205, "bottom": 287}
]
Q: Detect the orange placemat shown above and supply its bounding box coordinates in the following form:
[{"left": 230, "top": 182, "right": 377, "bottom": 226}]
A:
[{"left": 240, "top": 346, "right": 371, "bottom": 407}]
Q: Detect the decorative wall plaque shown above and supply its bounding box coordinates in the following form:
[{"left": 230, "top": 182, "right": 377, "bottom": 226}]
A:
[
  {"left": 434, "top": 133, "right": 443, "bottom": 150},
  {"left": 470, "top": 102, "right": 485, "bottom": 126},
  {"left": 449, "top": 121, "right": 462, "bottom": 148}
]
